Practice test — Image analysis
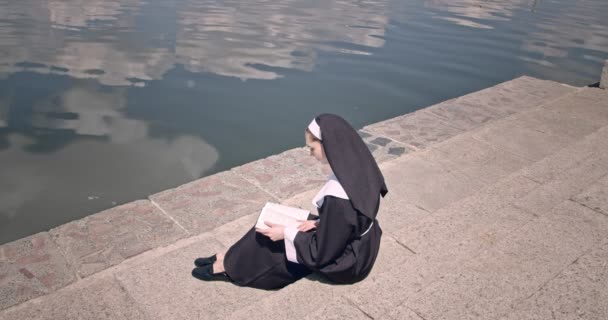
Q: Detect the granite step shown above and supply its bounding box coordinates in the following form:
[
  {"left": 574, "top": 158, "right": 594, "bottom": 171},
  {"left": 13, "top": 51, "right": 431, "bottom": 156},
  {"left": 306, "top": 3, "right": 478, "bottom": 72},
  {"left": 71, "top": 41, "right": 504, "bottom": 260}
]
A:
[{"left": 222, "top": 90, "right": 608, "bottom": 320}]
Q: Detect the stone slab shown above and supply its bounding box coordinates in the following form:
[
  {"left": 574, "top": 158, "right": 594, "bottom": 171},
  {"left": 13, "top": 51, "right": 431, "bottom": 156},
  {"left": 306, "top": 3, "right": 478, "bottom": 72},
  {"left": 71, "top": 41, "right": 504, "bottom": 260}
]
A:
[
  {"left": 232, "top": 148, "right": 329, "bottom": 201},
  {"left": 521, "top": 125, "right": 608, "bottom": 184},
  {"left": 49, "top": 200, "right": 186, "bottom": 278},
  {"left": 501, "top": 238, "right": 608, "bottom": 320},
  {"left": 499, "top": 76, "right": 576, "bottom": 100},
  {"left": 281, "top": 188, "right": 321, "bottom": 215},
  {"left": 422, "top": 134, "right": 531, "bottom": 184},
  {"left": 396, "top": 204, "right": 533, "bottom": 270},
  {"left": 228, "top": 236, "right": 414, "bottom": 320},
  {"left": 363, "top": 109, "right": 464, "bottom": 150},
  {"left": 303, "top": 297, "right": 371, "bottom": 320},
  {"left": 358, "top": 130, "right": 414, "bottom": 163},
  {"left": 341, "top": 254, "right": 435, "bottom": 319},
  {"left": 472, "top": 116, "right": 577, "bottom": 162},
  {"left": 577, "top": 86, "right": 608, "bottom": 106},
  {"left": 210, "top": 213, "right": 258, "bottom": 248},
  {"left": 512, "top": 107, "right": 602, "bottom": 141},
  {"left": 150, "top": 171, "right": 272, "bottom": 235},
  {"left": 407, "top": 201, "right": 608, "bottom": 320},
  {"left": 346, "top": 175, "right": 538, "bottom": 318},
  {"left": 379, "top": 153, "right": 485, "bottom": 213},
  {"left": 515, "top": 153, "right": 608, "bottom": 216},
  {"left": 542, "top": 87, "right": 608, "bottom": 126},
  {"left": 0, "top": 276, "right": 148, "bottom": 320},
  {"left": 376, "top": 201, "right": 429, "bottom": 237},
  {"left": 571, "top": 175, "right": 608, "bottom": 216},
  {"left": 115, "top": 234, "right": 268, "bottom": 320},
  {"left": 0, "top": 233, "right": 76, "bottom": 311},
  {"left": 426, "top": 77, "right": 574, "bottom": 131},
  {"left": 426, "top": 96, "right": 508, "bottom": 131},
  {"left": 378, "top": 303, "right": 424, "bottom": 320}
]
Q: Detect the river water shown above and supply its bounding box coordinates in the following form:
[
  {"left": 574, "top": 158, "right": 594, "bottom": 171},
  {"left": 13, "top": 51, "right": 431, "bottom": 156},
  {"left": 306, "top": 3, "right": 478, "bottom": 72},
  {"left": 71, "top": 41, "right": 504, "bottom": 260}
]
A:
[{"left": 1, "top": 0, "right": 607, "bottom": 244}]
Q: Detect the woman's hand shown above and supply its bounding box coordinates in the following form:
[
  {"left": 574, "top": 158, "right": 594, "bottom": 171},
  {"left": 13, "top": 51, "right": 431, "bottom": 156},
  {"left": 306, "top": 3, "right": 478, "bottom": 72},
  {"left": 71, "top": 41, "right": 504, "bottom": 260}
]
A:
[
  {"left": 297, "top": 220, "right": 318, "bottom": 232},
  {"left": 255, "top": 221, "right": 285, "bottom": 241}
]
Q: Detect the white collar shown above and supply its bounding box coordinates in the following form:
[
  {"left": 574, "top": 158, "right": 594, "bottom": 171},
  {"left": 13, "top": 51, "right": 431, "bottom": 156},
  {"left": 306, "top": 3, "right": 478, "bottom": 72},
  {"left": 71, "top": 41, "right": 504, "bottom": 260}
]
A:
[{"left": 312, "top": 173, "right": 349, "bottom": 208}]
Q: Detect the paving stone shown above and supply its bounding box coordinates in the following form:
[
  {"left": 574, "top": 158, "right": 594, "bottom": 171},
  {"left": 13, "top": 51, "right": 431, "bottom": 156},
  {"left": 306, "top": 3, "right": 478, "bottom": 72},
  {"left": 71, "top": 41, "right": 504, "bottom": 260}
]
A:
[
  {"left": 407, "top": 201, "right": 608, "bottom": 320},
  {"left": 115, "top": 234, "right": 265, "bottom": 320},
  {"left": 281, "top": 188, "right": 321, "bottom": 215},
  {"left": 571, "top": 176, "right": 608, "bottom": 216},
  {"left": 151, "top": 171, "right": 273, "bottom": 234},
  {"left": 578, "top": 86, "right": 608, "bottom": 106},
  {"left": 228, "top": 236, "right": 414, "bottom": 320},
  {"left": 232, "top": 148, "right": 329, "bottom": 200},
  {"left": 49, "top": 200, "right": 187, "bottom": 278},
  {"left": 370, "top": 137, "right": 392, "bottom": 147},
  {"left": 427, "top": 77, "right": 569, "bottom": 129},
  {"left": 376, "top": 201, "right": 429, "bottom": 237},
  {"left": 342, "top": 254, "right": 434, "bottom": 319},
  {"left": 302, "top": 297, "right": 371, "bottom": 320},
  {"left": 499, "top": 76, "right": 576, "bottom": 101},
  {"left": 210, "top": 213, "right": 258, "bottom": 248},
  {"left": 363, "top": 109, "right": 464, "bottom": 150},
  {"left": 0, "top": 276, "right": 149, "bottom": 320},
  {"left": 472, "top": 116, "right": 577, "bottom": 162},
  {"left": 542, "top": 87, "right": 608, "bottom": 126},
  {"left": 422, "top": 134, "right": 531, "bottom": 184},
  {"left": 349, "top": 176, "right": 538, "bottom": 318},
  {"left": 426, "top": 93, "right": 514, "bottom": 131},
  {"left": 0, "top": 233, "right": 76, "bottom": 311},
  {"left": 359, "top": 130, "right": 414, "bottom": 163},
  {"left": 501, "top": 238, "right": 608, "bottom": 320},
  {"left": 512, "top": 107, "right": 602, "bottom": 141},
  {"left": 378, "top": 302, "right": 424, "bottom": 320},
  {"left": 521, "top": 126, "right": 608, "bottom": 184},
  {"left": 387, "top": 147, "right": 407, "bottom": 156},
  {"left": 515, "top": 155, "right": 608, "bottom": 216},
  {"left": 396, "top": 204, "right": 533, "bottom": 268},
  {"left": 380, "top": 153, "right": 485, "bottom": 213}
]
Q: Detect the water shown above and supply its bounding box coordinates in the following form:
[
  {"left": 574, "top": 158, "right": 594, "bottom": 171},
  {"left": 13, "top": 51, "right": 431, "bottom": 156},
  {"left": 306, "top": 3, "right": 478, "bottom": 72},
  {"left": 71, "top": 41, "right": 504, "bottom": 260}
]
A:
[{"left": 1, "top": 0, "right": 607, "bottom": 244}]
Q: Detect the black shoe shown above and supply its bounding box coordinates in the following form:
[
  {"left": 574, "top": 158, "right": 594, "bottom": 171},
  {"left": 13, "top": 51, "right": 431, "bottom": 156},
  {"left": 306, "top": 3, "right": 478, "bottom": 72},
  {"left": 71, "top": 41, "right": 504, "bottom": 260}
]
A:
[
  {"left": 192, "top": 264, "right": 231, "bottom": 282},
  {"left": 194, "top": 254, "right": 217, "bottom": 267}
]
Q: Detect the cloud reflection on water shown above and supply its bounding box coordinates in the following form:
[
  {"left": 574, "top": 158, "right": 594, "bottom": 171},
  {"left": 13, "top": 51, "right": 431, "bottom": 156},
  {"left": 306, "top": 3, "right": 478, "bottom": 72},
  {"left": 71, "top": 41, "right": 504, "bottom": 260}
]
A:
[
  {"left": 0, "top": 0, "right": 389, "bottom": 83},
  {"left": 0, "top": 84, "right": 219, "bottom": 239}
]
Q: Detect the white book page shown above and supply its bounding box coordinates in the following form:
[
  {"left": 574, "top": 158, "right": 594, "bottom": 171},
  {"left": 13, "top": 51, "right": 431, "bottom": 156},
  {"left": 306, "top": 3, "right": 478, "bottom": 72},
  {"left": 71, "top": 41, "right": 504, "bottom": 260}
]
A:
[{"left": 255, "top": 202, "right": 310, "bottom": 229}]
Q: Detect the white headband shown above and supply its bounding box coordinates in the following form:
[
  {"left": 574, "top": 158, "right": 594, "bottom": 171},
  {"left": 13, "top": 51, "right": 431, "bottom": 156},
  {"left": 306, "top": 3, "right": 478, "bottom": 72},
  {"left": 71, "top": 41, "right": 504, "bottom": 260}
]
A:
[{"left": 308, "top": 119, "right": 322, "bottom": 140}]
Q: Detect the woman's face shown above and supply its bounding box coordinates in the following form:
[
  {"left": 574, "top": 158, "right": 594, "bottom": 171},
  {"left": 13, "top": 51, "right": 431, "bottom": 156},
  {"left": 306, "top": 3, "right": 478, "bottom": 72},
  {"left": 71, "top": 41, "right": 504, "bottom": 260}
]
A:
[{"left": 305, "top": 131, "right": 327, "bottom": 163}]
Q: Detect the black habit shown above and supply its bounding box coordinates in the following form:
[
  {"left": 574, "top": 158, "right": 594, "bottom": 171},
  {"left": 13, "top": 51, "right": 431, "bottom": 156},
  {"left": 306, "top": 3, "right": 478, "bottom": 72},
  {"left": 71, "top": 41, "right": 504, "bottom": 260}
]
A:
[{"left": 222, "top": 114, "right": 387, "bottom": 290}]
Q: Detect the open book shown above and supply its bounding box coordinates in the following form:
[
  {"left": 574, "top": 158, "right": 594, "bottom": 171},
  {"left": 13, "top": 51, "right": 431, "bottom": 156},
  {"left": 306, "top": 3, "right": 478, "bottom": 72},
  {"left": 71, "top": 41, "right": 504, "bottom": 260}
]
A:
[{"left": 255, "top": 202, "right": 310, "bottom": 230}]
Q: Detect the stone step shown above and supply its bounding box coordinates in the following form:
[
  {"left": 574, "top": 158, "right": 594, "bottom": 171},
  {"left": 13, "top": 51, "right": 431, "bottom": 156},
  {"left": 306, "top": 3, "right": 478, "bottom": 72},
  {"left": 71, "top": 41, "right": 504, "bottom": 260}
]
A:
[{"left": 224, "top": 92, "right": 608, "bottom": 319}]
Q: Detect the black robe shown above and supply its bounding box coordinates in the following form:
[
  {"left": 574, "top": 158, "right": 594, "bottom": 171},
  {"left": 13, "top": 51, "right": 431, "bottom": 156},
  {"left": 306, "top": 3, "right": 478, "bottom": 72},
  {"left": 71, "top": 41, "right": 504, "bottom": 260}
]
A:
[{"left": 223, "top": 195, "right": 382, "bottom": 290}]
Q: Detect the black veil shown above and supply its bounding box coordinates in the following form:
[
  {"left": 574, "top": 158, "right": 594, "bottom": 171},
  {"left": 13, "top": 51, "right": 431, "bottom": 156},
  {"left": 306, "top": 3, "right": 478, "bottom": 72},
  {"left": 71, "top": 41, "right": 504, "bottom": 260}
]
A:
[{"left": 312, "top": 114, "right": 388, "bottom": 219}]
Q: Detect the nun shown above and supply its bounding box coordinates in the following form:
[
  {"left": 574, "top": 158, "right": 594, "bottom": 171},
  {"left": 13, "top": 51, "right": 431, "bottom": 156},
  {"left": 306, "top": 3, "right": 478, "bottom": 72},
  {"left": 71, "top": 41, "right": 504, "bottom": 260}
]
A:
[{"left": 192, "top": 114, "right": 388, "bottom": 290}]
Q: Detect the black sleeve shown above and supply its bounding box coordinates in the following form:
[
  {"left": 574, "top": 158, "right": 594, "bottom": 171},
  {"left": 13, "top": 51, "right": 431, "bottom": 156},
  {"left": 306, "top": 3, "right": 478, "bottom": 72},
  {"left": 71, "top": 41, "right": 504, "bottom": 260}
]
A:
[{"left": 293, "top": 196, "right": 356, "bottom": 268}]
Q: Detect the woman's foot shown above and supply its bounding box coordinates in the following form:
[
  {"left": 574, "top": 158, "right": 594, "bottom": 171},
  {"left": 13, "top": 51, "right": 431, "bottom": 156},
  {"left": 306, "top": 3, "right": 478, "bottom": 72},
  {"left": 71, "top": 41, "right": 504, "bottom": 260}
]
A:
[
  {"left": 191, "top": 263, "right": 231, "bottom": 282},
  {"left": 194, "top": 252, "right": 225, "bottom": 267},
  {"left": 194, "top": 254, "right": 217, "bottom": 267}
]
